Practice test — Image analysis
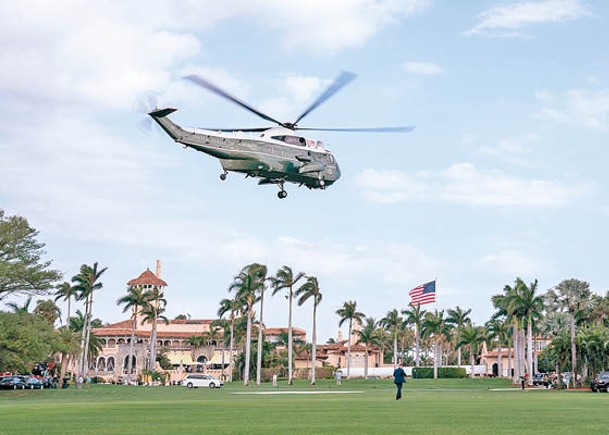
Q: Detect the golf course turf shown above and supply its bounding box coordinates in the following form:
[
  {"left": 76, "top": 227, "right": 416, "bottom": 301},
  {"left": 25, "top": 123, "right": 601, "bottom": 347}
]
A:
[{"left": 1, "top": 378, "right": 607, "bottom": 434}]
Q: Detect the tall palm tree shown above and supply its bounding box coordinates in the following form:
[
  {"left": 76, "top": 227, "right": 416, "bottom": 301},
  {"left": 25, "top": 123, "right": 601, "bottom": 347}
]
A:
[
  {"left": 246, "top": 263, "right": 268, "bottom": 386},
  {"left": 446, "top": 306, "right": 472, "bottom": 367},
  {"left": 217, "top": 297, "right": 242, "bottom": 382},
  {"left": 270, "top": 265, "right": 305, "bottom": 385},
  {"left": 546, "top": 278, "right": 592, "bottom": 387},
  {"left": 139, "top": 286, "right": 168, "bottom": 371},
  {"left": 296, "top": 276, "right": 322, "bottom": 385},
  {"left": 336, "top": 300, "right": 365, "bottom": 378},
  {"left": 116, "top": 285, "right": 147, "bottom": 384},
  {"left": 380, "top": 309, "right": 403, "bottom": 368},
  {"left": 422, "top": 310, "right": 450, "bottom": 379},
  {"left": 211, "top": 318, "right": 230, "bottom": 379},
  {"left": 510, "top": 279, "right": 544, "bottom": 384},
  {"left": 229, "top": 265, "right": 261, "bottom": 386},
  {"left": 492, "top": 280, "right": 523, "bottom": 383},
  {"left": 71, "top": 262, "right": 107, "bottom": 377},
  {"left": 402, "top": 303, "right": 427, "bottom": 367},
  {"left": 456, "top": 324, "right": 486, "bottom": 378},
  {"left": 355, "top": 317, "right": 381, "bottom": 379},
  {"left": 54, "top": 281, "right": 77, "bottom": 325}
]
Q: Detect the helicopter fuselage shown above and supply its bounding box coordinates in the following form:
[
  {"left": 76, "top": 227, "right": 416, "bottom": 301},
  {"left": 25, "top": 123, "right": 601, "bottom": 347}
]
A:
[{"left": 150, "top": 108, "right": 341, "bottom": 191}]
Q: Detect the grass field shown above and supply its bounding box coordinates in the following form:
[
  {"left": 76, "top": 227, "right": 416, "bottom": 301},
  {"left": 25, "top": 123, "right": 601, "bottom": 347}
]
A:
[{"left": 1, "top": 378, "right": 607, "bottom": 434}]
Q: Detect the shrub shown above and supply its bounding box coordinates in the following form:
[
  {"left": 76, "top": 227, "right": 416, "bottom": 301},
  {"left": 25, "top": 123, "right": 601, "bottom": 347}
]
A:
[{"left": 412, "top": 367, "right": 467, "bottom": 379}]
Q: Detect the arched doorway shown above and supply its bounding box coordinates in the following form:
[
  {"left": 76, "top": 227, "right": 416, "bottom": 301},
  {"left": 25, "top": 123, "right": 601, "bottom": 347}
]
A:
[
  {"left": 492, "top": 363, "right": 498, "bottom": 377},
  {"left": 196, "top": 355, "right": 207, "bottom": 372}
]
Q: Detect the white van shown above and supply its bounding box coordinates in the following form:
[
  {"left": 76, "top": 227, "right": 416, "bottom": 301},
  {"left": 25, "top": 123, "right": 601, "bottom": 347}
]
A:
[{"left": 183, "top": 374, "right": 224, "bottom": 389}]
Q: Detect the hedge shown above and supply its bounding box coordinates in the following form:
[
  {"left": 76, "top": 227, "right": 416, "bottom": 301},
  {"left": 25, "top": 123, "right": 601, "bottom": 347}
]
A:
[{"left": 412, "top": 367, "right": 467, "bottom": 379}]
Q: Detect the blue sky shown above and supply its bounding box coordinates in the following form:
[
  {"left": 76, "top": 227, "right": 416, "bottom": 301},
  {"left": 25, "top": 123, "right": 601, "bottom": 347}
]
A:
[{"left": 1, "top": 0, "right": 608, "bottom": 341}]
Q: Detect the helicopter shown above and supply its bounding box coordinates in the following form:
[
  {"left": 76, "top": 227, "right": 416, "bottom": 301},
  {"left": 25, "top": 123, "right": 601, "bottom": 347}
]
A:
[{"left": 148, "top": 71, "right": 414, "bottom": 199}]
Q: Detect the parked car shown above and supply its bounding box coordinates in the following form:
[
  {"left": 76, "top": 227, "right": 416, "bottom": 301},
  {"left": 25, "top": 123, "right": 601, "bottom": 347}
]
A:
[
  {"left": 0, "top": 376, "right": 27, "bottom": 390},
  {"left": 183, "top": 374, "right": 224, "bottom": 389},
  {"left": 532, "top": 373, "right": 550, "bottom": 387},
  {"left": 590, "top": 372, "right": 609, "bottom": 392},
  {"left": 24, "top": 377, "right": 44, "bottom": 389}
]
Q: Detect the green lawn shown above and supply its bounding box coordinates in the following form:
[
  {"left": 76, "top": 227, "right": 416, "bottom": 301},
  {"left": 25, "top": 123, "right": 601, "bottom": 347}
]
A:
[{"left": 0, "top": 378, "right": 607, "bottom": 434}]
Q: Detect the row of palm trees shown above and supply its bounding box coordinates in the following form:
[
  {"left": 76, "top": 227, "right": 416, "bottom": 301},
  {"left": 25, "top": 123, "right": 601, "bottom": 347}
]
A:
[{"left": 221, "top": 263, "right": 323, "bottom": 386}]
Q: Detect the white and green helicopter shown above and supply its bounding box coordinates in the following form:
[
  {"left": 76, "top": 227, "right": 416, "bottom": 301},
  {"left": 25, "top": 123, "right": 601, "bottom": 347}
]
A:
[{"left": 148, "top": 71, "right": 413, "bottom": 199}]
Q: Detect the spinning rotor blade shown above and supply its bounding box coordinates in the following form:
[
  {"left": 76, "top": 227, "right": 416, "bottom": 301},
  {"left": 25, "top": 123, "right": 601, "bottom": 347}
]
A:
[
  {"left": 292, "top": 71, "right": 357, "bottom": 126},
  {"left": 296, "top": 126, "right": 415, "bottom": 133},
  {"left": 183, "top": 74, "right": 284, "bottom": 126},
  {"left": 133, "top": 92, "right": 160, "bottom": 135}
]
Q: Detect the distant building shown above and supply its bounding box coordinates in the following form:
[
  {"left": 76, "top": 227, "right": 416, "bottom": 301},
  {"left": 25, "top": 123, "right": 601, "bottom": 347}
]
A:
[{"left": 90, "top": 261, "right": 306, "bottom": 383}]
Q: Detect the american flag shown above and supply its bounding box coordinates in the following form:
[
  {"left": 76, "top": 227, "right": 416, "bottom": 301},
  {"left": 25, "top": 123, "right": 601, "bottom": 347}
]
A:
[{"left": 409, "top": 280, "right": 436, "bottom": 305}]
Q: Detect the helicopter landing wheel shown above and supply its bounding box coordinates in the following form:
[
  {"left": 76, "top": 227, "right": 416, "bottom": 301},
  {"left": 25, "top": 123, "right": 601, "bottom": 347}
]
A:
[
  {"left": 220, "top": 172, "right": 227, "bottom": 181},
  {"left": 277, "top": 190, "right": 288, "bottom": 199}
]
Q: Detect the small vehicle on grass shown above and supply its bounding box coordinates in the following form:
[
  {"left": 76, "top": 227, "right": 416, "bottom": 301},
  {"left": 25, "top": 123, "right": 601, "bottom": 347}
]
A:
[
  {"left": 183, "top": 374, "right": 224, "bottom": 389},
  {"left": 590, "top": 372, "right": 609, "bottom": 392}
]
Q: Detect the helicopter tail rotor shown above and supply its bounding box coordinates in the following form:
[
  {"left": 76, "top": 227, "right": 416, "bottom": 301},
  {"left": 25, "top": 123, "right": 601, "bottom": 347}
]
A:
[{"left": 133, "top": 92, "right": 163, "bottom": 135}]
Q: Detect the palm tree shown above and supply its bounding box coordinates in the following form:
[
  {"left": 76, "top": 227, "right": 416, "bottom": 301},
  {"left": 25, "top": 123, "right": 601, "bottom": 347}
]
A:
[
  {"left": 510, "top": 279, "right": 544, "bottom": 384},
  {"left": 446, "top": 306, "right": 472, "bottom": 367},
  {"left": 380, "top": 309, "right": 403, "bottom": 367},
  {"left": 270, "top": 265, "right": 305, "bottom": 385},
  {"left": 456, "top": 324, "right": 486, "bottom": 378},
  {"left": 546, "top": 278, "right": 592, "bottom": 387},
  {"left": 485, "top": 316, "right": 509, "bottom": 377},
  {"left": 54, "top": 281, "right": 77, "bottom": 325},
  {"left": 116, "top": 285, "right": 147, "bottom": 384},
  {"left": 71, "top": 262, "right": 107, "bottom": 377},
  {"left": 139, "top": 286, "right": 168, "bottom": 371},
  {"left": 492, "top": 280, "right": 523, "bottom": 383},
  {"left": 211, "top": 318, "right": 230, "bottom": 379},
  {"left": 33, "top": 299, "right": 62, "bottom": 325},
  {"left": 6, "top": 296, "right": 33, "bottom": 313},
  {"left": 56, "top": 326, "right": 81, "bottom": 381},
  {"left": 355, "top": 317, "right": 381, "bottom": 378},
  {"left": 217, "top": 297, "right": 241, "bottom": 382},
  {"left": 422, "top": 310, "right": 451, "bottom": 379},
  {"left": 336, "top": 300, "right": 365, "bottom": 378},
  {"left": 296, "top": 276, "right": 322, "bottom": 385},
  {"left": 402, "top": 303, "right": 427, "bottom": 367},
  {"left": 229, "top": 265, "right": 261, "bottom": 386},
  {"left": 246, "top": 263, "right": 268, "bottom": 386}
]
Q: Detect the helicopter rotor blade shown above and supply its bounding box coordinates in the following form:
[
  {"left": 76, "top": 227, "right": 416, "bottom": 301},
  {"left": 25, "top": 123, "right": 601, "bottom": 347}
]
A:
[
  {"left": 183, "top": 74, "right": 284, "bottom": 127},
  {"left": 292, "top": 71, "right": 357, "bottom": 127},
  {"left": 295, "top": 126, "right": 415, "bottom": 133}
]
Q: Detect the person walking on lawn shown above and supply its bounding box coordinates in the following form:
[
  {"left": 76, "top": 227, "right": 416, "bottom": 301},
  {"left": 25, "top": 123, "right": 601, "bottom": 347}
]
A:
[{"left": 393, "top": 362, "right": 407, "bottom": 400}]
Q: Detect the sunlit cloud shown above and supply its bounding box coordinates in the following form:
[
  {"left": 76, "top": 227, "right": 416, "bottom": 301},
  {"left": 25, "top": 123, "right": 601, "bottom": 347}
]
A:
[{"left": 464, "top": 0, "right": 590, "bottom": 37}]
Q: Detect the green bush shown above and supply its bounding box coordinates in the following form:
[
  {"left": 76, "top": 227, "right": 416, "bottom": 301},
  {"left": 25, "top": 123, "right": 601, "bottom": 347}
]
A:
[{"left": 412, "top": 367, "right": 467, "bottom": 379}]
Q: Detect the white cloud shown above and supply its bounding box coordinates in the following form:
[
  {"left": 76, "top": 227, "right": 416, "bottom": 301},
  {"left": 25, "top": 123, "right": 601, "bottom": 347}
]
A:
[
  {"left": 534, "top": 88, "right": 609, "bottom": 130},
  {"left": 480, "top": 249, "right": 548, "bottom": 276},
  {"left": 402, "top": 61, "right": 444, "bottom": 75},
  {"left": 255, "top": 0, "right": 431, "bottom": 55},
  {"left": 354, "top": 163, "right": 595, "bottom": 207},
  {"left": 477, "top": 134, "right": 541, "bottom": 167},
  {"left": 465, "top": 0, "right": 590, "bottom": 37}
]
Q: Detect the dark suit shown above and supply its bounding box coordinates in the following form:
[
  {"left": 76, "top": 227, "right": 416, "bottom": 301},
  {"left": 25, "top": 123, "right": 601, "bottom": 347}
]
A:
[{"left": 393, "top": 367, "right": 407, "bottom": 400}]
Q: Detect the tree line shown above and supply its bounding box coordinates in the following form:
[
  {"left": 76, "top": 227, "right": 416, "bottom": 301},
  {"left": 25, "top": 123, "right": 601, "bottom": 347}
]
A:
[{"left": 2, "top": 209, "right": 609, "bottom": 388}]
